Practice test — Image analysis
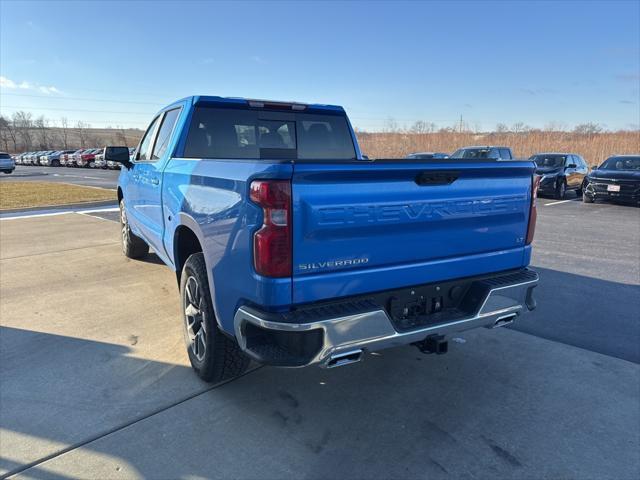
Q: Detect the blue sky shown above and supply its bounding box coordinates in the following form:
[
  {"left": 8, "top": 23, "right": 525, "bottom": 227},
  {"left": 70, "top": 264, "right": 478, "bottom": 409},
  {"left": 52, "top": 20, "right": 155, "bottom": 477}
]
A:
[{"left": 1, "top": 0, "right": 638, "bottom": 131}]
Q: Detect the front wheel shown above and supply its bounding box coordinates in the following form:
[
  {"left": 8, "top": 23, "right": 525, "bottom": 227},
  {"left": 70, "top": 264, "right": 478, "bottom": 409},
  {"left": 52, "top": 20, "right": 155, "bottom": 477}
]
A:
[
  {"left": 180, "top": 252, "right": 250, "bottom": 383},
  {"left": 119, "top": 200, "right": 149, "bottom": 259},
  {"left": 554, "top": 179, "right": 567, "bottom": 200}
]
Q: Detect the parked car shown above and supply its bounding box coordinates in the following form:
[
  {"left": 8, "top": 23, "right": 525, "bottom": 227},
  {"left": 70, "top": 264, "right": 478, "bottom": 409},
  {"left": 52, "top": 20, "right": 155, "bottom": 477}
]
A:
[
  {"left": 0, "top": 152, "right": 15, "bottom": 174},
  {"left": 70, "top": 149, "right": 90, "bottom": 167},
  {"left": 25, "top": 151, "right": 43, "bottom": 165},
  {"left": 39, "top": 150, "right": 59, "bottom": 166},
  {"left": 530, "top": 153, "right": 589, "bottom": 199},
  {"left": 14, "top": 153, "right": 26, "bottom": 165},
  {"left": 42, "top": 150, "right": 76, "bottom": 167},
  {"left": 106, "top": 95, "right": 539, "bottom": 383},
  {"left": 36, "top": 150, "right": 55, "bottom": 165},
  {"left": 583, "top": 155, "right": 640, "bottom": 205},
  {"left": 406, "top": 152, "right": 449, "bottom": 160},
  {"left": 94, "top": 148, "right": 106, "bottom": 168},
  {"left": 76, "top": 149, "right": 100, "bottom": 168},
  {"left": 451, "top": 146, "right": 514, "bottom": 160},
  {"left": 62, "top": 149, "right": 83, "bottom": 167}
]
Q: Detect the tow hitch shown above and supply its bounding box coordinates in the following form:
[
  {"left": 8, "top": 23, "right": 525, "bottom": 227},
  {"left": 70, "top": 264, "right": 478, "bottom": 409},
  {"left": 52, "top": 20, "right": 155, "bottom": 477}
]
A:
[{"left": 414, "top": 334, "right": 448, "bottom": 355}]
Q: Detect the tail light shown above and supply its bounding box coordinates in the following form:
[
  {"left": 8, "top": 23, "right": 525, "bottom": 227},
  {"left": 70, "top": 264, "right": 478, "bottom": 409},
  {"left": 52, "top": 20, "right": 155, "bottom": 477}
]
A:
[
  {"left": 250, "top": 180, "right": 292, "bottom": 277},
  {"left": 526, "top": 175, "right": 540, "bottom": 245}
]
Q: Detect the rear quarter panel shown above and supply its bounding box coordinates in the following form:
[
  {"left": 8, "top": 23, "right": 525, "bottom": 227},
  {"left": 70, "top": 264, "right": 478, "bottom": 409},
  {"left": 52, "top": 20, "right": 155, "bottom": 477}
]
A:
[{"left": 162, "top": 158, "right": 293, "bottom": 334}]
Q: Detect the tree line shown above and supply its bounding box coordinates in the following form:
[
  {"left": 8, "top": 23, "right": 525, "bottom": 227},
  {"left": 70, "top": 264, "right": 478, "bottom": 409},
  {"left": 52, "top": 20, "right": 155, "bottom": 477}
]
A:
[{"left": 0, "top": 111, "right": 134, "bottom": 153}]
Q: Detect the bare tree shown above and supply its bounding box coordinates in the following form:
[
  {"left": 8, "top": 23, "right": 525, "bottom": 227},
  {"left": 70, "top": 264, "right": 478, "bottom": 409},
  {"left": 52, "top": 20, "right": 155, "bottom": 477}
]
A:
[
  {"left": 383, "top": 117, "right": 399, "bottom": 133},
  {"left": 0, "top": 115, "right": 11, "bottom": 151},
  {"left": 573, "top": 122, "right": 603, "bottom": 135},
  {"left": 13, "top": 111, "right": 34, "bottom": 150},
  {"left": 495, "top": 123, "right": 509, "bottom": 133},
  {"left": 60, "top": 117, "right": 70, "bottom": 149},
  {"left": 34, "top": 116, "right": 51, "bottom": 149},
  {"left": 76, "top": 121, "right": 90, "bottom": 148},
  {"left": 115, "top": 126, "right": 128, "bottom": 146},
  {"left": 511, "top": 122, "right": 532, "bottom": 133},
  {"left": 410, "top": 120, "right": 436, "bottom": 134},
  {"left": 4, "top": 117, "right": 18, "bottom": 152}
]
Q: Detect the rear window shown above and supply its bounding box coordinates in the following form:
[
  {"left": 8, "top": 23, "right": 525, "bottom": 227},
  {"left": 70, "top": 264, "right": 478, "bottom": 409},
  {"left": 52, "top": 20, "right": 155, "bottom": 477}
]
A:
[
  {"left": 0, "top": 153, "right": 10, "bottom": 159},
  {"left": 183, "top": 107, "right": 356, "bottom": 161}
]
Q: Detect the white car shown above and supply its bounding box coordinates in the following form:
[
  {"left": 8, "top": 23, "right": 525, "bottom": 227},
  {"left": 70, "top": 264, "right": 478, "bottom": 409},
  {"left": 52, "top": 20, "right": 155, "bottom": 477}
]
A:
[{"left": 94, "top": 149, "right": 107, "bottom": 168}]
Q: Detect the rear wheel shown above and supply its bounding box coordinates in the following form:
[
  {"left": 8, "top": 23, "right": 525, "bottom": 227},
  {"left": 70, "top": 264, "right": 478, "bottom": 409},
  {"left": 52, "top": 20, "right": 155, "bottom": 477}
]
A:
[
  {"left": 180, "top": 253, "right": 250, "bottom": 383},
  {"left": 554, "top": 179, "right": 566, "bottom": 200},
  {"left": 119, "top": 199, "right": 149, "bottom": 259}
]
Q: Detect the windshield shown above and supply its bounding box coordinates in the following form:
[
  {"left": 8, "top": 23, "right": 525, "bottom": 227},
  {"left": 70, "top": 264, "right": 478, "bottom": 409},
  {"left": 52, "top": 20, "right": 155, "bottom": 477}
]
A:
[
  {"left": 452, "top": 148, "right": 497, "bottom": 159},
  {"left": 599, "top": 156, "right": 640, "bottom": 171},
  {"left": 532, "top": 155, "right": 567, "bottom": 168}
]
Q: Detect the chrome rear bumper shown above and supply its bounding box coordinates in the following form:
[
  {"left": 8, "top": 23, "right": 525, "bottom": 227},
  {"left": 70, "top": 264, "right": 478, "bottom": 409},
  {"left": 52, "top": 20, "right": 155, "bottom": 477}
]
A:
[{"left": 234, "top": 269, "right": 538, "bottom": 368}]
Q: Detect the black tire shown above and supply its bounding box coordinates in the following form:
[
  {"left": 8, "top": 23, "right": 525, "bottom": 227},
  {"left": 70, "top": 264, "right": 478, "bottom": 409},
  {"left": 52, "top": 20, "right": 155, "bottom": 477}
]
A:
[
  {"left": 52, "top": 160, "right": 60, "bottom": 167},
  {"left": 180, "top": 252, "right": 250, "bottom": 383},
  {"left": 554, "top": 179, "right": 567, "bottom": 200},
  {"left": 119, "top": 199, "right": 149, "bottom": 259}
]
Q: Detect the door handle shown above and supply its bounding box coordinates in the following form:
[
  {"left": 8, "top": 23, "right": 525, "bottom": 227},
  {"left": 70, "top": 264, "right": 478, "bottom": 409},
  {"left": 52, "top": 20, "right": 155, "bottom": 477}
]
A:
[{"left": 151, "top": 178, "right": 159, "bottom": 186}]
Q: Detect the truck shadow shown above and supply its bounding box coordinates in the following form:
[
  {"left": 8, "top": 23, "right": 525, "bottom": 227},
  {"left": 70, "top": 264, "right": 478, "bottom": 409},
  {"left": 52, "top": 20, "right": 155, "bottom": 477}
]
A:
[
  {"left": 511, "top": 266, "right": 640, "bottom": 364},
  {"left": 1, "top": 266, "right": 638, "bottom": 479}
]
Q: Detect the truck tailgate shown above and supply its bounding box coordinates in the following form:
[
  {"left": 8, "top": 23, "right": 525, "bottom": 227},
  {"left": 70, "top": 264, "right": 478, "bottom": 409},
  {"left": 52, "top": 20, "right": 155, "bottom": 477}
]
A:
[{"left": 291, "top": 160, "right": 535, "bottom": 304}]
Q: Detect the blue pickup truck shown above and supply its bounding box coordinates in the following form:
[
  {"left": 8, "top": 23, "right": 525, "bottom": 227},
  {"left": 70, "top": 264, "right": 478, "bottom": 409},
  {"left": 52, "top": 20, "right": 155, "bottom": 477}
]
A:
[{"left": 106, "top": 96, "right": 540, "bottom": 383}]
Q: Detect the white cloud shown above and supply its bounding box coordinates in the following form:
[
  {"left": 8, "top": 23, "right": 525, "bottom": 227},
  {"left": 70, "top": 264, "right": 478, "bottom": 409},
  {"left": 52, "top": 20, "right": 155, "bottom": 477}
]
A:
[
  {"left": 0, "top": 76, "right": 62, "bottom": 95},
  {"left": 0, "top": 76, "right": 17, "bottom": 88}
]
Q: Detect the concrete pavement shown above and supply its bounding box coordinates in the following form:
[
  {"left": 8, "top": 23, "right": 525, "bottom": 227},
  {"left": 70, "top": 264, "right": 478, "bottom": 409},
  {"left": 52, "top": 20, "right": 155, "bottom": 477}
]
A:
[{"left": 1, "top": 201, "right": 639, "bottom": 479}]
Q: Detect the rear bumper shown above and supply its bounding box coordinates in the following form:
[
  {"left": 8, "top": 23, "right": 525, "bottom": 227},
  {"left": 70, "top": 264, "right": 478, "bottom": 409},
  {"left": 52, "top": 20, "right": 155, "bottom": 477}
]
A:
[{"left": 234, "top": 268, "right": 538, "bottom": 368}]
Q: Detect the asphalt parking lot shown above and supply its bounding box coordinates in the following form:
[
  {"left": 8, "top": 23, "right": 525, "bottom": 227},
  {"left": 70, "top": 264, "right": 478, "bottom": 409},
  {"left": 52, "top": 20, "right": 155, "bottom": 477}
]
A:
[
  {"left": 0, "top": 166, "right": 119, "bottom": 190},
  {"left": 1, "top": 194, "right": 638, "bottom": 479}
]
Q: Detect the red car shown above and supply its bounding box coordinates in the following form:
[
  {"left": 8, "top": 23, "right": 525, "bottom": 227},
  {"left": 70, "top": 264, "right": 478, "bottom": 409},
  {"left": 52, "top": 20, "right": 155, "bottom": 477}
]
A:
[{"left": 76, "top": 149, "right": 100, "bottom": 168}]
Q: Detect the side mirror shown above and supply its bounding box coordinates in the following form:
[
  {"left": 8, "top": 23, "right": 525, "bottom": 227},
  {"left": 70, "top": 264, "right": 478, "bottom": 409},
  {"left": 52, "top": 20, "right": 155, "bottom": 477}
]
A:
[
  {"left": 591, "top": 165, "right": 598, "bottom": 170},
  {"left": 567, "top": 163, "right": 577, "bottom": 169},
  {"left": 105, "top": 146, "right": 132, "bottom": 168},
  {"left": 361, "top": 154, "right": 370, "bottom": 160}
]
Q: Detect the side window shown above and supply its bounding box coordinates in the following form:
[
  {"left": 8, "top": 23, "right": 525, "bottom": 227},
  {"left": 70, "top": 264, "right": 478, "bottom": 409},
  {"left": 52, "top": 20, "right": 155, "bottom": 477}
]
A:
[
  {"left": 151, "top": 108, "right": 181, "bottom": 160},
  {"left": 489, "top": 148, "right": 500, "bottom": 159},
  {"left": 500, "top": 148, "right": 512, "bottom": 159},
  {"left": 136, "top": 116, "right": 160, "bottom": 161},
  {"left": 567, "top": 156, "right": 576, "bottom": 167}
]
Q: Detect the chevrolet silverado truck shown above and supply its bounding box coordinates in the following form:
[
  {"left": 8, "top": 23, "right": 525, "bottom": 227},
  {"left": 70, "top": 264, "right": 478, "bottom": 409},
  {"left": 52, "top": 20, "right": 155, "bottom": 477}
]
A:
[{"left": 105, "top": 96, "right": 540, "bottom": 383}]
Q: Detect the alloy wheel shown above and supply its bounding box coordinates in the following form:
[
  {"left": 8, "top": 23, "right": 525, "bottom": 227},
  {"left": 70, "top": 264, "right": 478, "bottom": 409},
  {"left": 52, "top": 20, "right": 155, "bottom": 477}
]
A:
[{"left": 184, "top": 276, "right": 207, "bottom": 361}]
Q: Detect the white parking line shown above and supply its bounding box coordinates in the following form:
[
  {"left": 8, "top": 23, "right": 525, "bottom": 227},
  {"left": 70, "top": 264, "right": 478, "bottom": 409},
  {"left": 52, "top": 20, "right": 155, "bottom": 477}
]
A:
[
  {"left": 0, "top": 205, "right": 118, "bottom": 221},
  {"left": 544, "top": 199, "right": 575, "bottom": 206}
]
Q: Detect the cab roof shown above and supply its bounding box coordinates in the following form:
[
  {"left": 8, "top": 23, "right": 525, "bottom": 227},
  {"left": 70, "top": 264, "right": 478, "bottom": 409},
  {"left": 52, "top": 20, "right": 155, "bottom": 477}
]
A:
[{"left": 163, "top": 95, "right": 345, "bottom": 115}]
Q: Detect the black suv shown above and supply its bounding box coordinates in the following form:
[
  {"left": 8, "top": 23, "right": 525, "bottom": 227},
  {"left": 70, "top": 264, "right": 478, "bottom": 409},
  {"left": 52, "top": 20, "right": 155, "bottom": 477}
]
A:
[{"left": 530, "top": 153, "right": 589, "bottom": 199}]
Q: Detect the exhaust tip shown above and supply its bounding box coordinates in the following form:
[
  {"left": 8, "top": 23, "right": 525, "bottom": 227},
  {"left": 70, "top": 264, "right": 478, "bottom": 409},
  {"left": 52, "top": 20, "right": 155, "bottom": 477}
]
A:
[{"left": 326, "top": 349, "right": 363, "bottom": 368}]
